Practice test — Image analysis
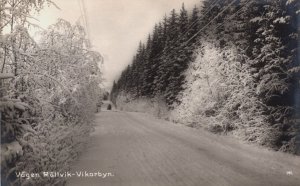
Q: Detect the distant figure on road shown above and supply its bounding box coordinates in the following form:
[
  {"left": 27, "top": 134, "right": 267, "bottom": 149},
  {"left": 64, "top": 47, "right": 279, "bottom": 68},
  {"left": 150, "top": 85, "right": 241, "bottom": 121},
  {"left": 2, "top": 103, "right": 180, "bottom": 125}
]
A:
[
  {"left": 107, "top": 104, "right": 112, "bottom": 110},
  {"left": 96, "top": 102, "right": 102, "bottom": 113}
]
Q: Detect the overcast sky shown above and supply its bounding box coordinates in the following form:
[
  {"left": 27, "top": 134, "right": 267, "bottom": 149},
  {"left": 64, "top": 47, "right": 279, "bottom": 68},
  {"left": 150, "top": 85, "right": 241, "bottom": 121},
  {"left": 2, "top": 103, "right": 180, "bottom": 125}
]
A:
[{"left": 33, "top": 0, "right": 200, "bottom": 90}]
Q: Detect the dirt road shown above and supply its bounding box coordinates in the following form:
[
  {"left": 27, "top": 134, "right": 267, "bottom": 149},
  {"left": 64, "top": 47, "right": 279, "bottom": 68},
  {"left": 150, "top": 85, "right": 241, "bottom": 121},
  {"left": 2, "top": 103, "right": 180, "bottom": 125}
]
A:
[{"left": 67, "top": 111, "right": 300, "bottom": 186}]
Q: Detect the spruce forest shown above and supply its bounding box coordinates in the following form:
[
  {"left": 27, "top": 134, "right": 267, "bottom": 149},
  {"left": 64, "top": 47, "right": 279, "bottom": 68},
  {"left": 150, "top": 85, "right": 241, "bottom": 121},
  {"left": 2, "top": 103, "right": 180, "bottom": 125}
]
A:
[{"left": 111, "top": 0, "right": 300, "bottom": 154}]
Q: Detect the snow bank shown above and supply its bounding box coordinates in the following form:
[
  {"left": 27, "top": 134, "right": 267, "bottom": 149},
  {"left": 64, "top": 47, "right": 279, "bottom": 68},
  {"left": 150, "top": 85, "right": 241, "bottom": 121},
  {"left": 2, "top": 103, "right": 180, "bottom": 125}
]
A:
[{"left": 116, "top": 93, "right": 169, "bottom": 119}]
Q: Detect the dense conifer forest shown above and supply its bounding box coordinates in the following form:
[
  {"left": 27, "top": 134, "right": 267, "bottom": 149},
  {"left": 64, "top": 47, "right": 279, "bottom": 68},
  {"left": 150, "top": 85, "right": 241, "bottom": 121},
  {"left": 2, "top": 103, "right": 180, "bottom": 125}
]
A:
[{"left": 111, "top": 0, "right": 300, "bottom": 154}]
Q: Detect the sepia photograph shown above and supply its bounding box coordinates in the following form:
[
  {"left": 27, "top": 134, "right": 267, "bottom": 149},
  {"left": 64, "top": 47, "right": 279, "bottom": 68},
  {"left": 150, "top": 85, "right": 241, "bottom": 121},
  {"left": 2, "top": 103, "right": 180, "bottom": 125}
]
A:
[{"left": 1, "top": 0, "right": 300, "bottom": 185}]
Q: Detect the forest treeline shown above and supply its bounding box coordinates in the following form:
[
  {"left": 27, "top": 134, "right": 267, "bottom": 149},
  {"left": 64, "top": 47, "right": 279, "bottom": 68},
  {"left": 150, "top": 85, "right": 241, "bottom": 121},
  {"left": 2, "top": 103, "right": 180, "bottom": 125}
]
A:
[
  {"left": 111, "top": 0, "right": 300, "bottom": 154},
  {"left": 1, "top": 1, "right": 102, "bottom": 185}
]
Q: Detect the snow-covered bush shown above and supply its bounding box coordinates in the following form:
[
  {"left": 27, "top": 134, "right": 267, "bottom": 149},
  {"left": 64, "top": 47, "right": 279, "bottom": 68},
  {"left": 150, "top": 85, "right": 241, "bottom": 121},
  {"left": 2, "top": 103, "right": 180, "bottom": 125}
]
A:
[
  {"left": 1, "top": 15, "right": 102, "bottom": 185},
  {"left": 171, "top": 41, "right": 271, "bottom": 144},
  {"left": 0, "top": 73, "right": 26, "bottom": 186},
  {"left": 13, "top": 20, "right": 102, "bottom": 185}
]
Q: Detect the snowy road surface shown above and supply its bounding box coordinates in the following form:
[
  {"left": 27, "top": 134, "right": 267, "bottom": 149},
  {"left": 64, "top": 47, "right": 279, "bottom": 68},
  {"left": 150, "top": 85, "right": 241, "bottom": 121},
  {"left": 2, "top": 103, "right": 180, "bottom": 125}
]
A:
[{"left": 67, "top": 111, "right": 300, "bottom": 186}]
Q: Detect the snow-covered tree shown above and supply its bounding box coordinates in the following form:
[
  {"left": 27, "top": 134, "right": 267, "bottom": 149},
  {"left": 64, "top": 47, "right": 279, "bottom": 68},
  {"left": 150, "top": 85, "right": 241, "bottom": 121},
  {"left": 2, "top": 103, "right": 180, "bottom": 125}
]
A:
[
  {"left": 1, "top": 1, "right": 103, "bottom": 184},
  {"left": 171, "top": 42, "right": 268, "bottom": 143},
  {"left": 14, "top": 20, "right": 102, "bottom": 185},
  {"left": 1, "top": 1, "right": 54, "bottom": 185}
]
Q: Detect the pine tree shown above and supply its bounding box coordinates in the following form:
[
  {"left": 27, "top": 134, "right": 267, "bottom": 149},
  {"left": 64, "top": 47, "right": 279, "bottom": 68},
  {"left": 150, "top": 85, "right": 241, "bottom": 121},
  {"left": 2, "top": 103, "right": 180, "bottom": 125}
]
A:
[
  {"left": 188, "top": 5, "right": 200, "bottom": 44},
  {"left": 161, "top": 9, "right": 181, "bottom": 105},
  {"left": 141, "top": 35, "right": 152, "bottom": 97}
]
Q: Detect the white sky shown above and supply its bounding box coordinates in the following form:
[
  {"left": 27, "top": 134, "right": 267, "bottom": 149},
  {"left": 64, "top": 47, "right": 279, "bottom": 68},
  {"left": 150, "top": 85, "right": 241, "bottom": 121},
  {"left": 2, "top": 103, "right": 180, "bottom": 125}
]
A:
[{"left": 32, "top": 0, "right": 200, "bottom": 90}]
